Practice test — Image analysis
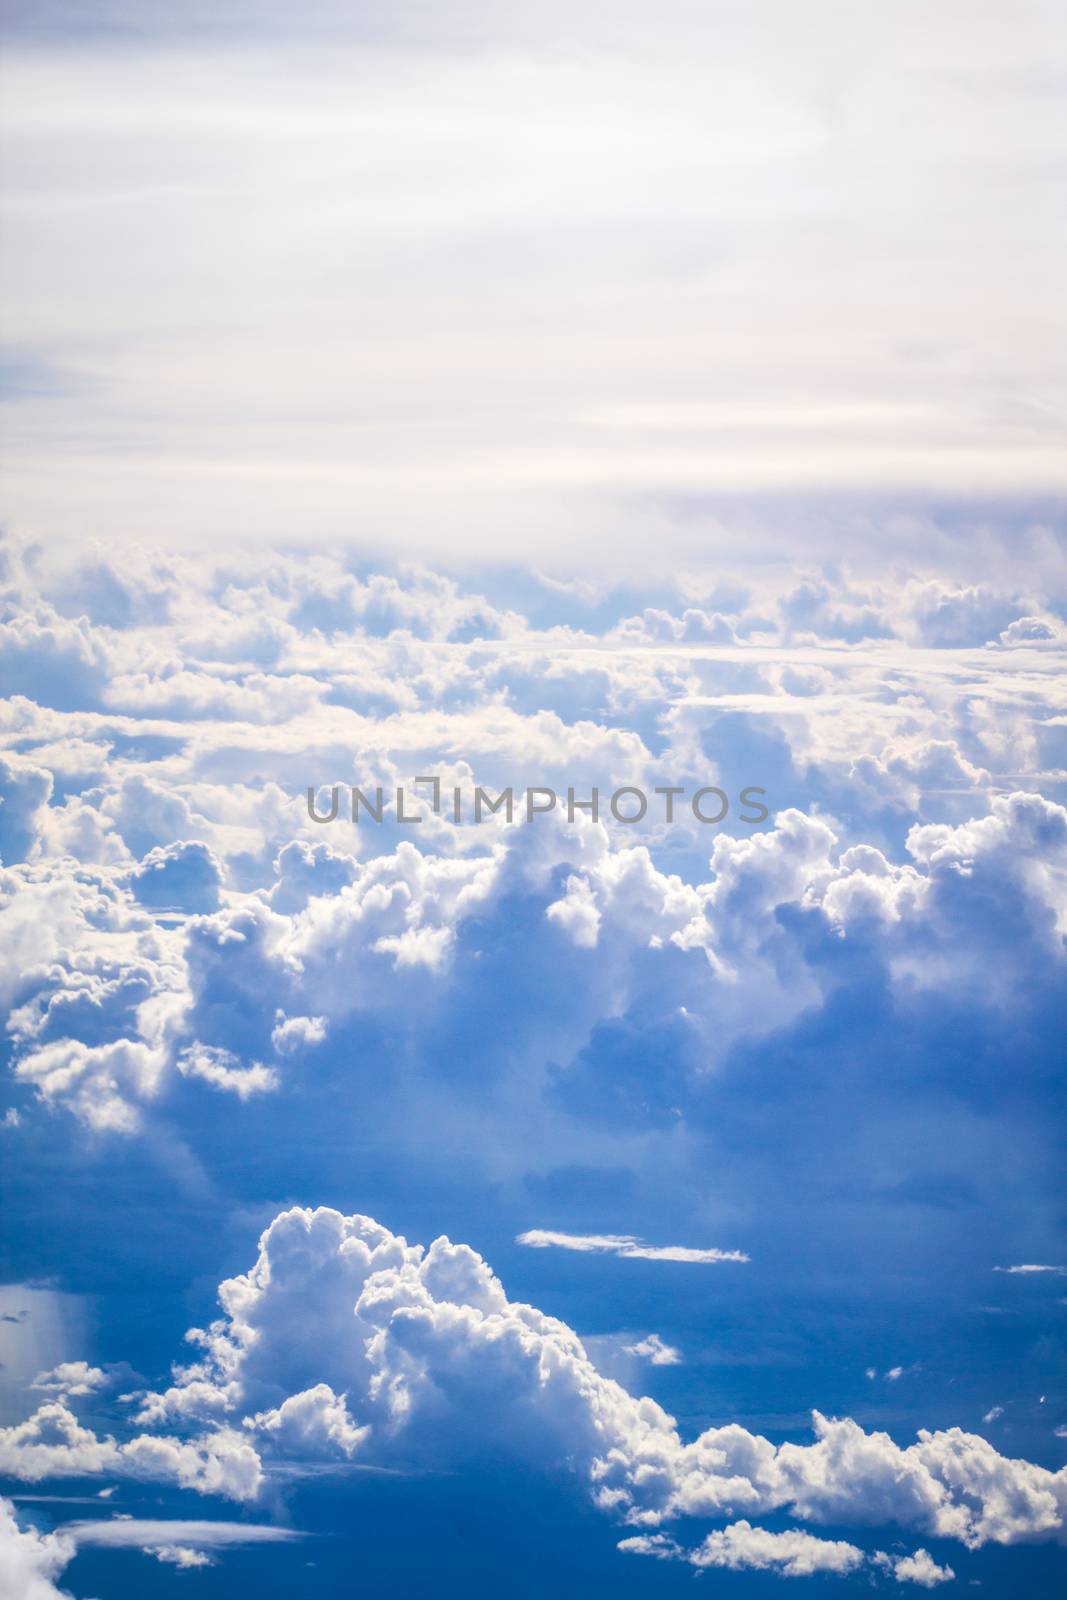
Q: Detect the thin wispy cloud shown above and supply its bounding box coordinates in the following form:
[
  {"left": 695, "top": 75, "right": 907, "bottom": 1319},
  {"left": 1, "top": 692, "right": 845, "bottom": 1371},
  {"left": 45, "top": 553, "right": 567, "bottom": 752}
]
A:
[
  {"left": 515, "top": 1230, "right": 749, "bottom": 1264},
  {"left": 992, "top": 1264, "right": 1067, "bottom": 1275},
  {"left": 60, "top": 1518, "right": 303, "bottom": 1552}
]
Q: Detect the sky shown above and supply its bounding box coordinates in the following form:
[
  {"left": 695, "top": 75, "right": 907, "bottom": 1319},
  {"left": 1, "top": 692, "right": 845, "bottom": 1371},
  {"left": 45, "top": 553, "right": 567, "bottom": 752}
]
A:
[
  {"left": 1, "top": 0, "right": 1065, "bottom": 566},
  {"left": 1, "top": 3, "right": 1066, "bottom": 1598}
]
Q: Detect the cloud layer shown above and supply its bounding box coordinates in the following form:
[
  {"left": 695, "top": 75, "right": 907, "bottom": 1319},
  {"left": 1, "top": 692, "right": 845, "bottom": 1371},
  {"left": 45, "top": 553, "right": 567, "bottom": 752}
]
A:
[
  {"left": 3, "top": 1206, "right": 1062, "bottom": 1574},
  {"left": 2, "top": 539, "right": 1066, "bottom": 1591}
]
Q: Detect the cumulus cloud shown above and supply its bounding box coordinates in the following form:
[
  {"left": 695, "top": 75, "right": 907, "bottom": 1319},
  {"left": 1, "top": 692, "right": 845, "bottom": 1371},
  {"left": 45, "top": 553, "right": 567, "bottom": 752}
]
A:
[
  {"left": 997, "top": 616, "right": 1067, "bottom": 648},
  {"left": 874, "top": 1547, "right": 956, "bottom": 1587},
  {"left": 30, "top": 1363, "right": 107, "bottom": 1401},
  {"left": 0, "top": 757, "right": 52, "bottom": 866},
  {"left": 128, "top": 841, "right": 223, "bottom": 915},
  {"left": 149, "top": 1544, "right": 214, "bottom": 1567},
  {"left": 13, "top": 1038, "right": 168, "bottom": 1133},
  {"left": 9, "top": 1206, "right": 1055, "bottom": 1565},
  {"left": 2, "top": 542, "right": 1066, "bottom": 1592},
  {"left": 0, "top": 605, "right": 111, "bottom": 712},
  {"left": 267, "top": 841, "right": 359, "bottom": 915},
  {"left": 0, "top": 1402, "right": 262, "bottom": 1501},
  {"left": 620, "top": 1520, "right": 865, "bottom": 1576},
  {"left": 176, "top": 1045, "right": 279, "bottom": 1100},
  {"left": 0, "top": 1496, "right": 73, "bottom": 1600},
  {"left": 244, "top": 1385, "right": 368, "bottom": 1459},
  {"left": 4, "top": 541, "right": 1066, "bottom": 1140},
  {"left": 623, "top": 1335, "right": 682, "bottom": 1367}
]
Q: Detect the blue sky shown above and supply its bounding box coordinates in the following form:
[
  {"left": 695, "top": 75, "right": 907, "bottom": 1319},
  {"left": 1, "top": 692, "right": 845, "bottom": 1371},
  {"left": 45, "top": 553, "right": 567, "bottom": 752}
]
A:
[{"left": 1, "top": 3, "right": 1066, "bottom": 1597}]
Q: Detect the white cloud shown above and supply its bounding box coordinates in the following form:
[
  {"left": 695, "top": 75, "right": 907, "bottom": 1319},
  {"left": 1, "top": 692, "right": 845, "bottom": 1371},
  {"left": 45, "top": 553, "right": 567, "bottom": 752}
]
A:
[
  {"left": 613, "top": 1531, "right": 680, "bottom": 1560},
  {"left": 621, "top": 1520, "right": 865, "bottom": 1576},
  {"left": 13, "top": 1038, "right": 167, "bottom": 1134},
  {"left": 270, "top": 1012, "right": 327, "bottom": 1055},
  {"left": 245, "top": 1385, "right": 368, "bottom": 1460},
  {"left": 998, "top": 615, "right": 1067, "bottom": 648},
  {"left": 875, "top": 1547, "right": 956, "bottom": 1587},
  {"left": 516, "top": 1230, "right": 748, "bottom": 1264},
  {"left": 60, "top": 1517, "right": 300, "bottom": 1552},
  {"left": 0, "top": 757, "right": 52, "bottom": 866},
  {"left": 177, "top": 1044, "right": 279, "bottom": 1100},
  {"left": 3, "top": 598, "right": 1066, "bottom": 1167},
  {"left": 623, "top": 1335, "right": 682, "bottom": 1367},
  {"left": 1, "top": 544, "right": 1066, "bottom": 1593},
  {"left": 30, "top": 1364, "right": 106, "bottom": 1402},
  {"left": 993, "top": 1265, "right": 1067, "bottom": 1276},
  {"left": 546, "top": 875, "right": 602, "bottom": 949},
  {"left": 128, "top": 841, "right": 222, "bottom": 915},
  {"left": 149, "top": 1544, "right": 214, "bottom": 1568},
  {"left": 692, "top": 1522, "right": 864, "bottom": 1577},
  {"left": 0, "top": 1496, "right": 73, "bottom": 1600},
  {"left": 0, "top": 1402, "right": 261, "bottom": 1501}
]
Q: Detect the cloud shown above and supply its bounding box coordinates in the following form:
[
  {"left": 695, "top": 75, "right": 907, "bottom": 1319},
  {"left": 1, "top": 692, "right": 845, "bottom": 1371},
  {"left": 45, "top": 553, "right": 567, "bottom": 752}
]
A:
[
  {"left": 0, "top": 1495, "right": 73, "bottom": 1600},
  {"left": 128, "top": 841, "right": 223, "bottom": 915},
  {"left": 176, "top": 1045, "right": 279, "bottom": 1100},
  {"left": 874, "top": 1547, "right": 956, "bottom": 1587},
  {"left": 0, "top": 607, "right": 111, "bottom": 712},
  {"left": 1, "top": 540, "right": 1066, "bottom": 1592},
  {"left": 267, "top": 842, "right": 359, "bottom": 916},
  {"left": 998, "top": 615, "right": 1067, "bottom": 648},
  {"left": 0, "top": 757, "right": 52, "bottom": 866},
  {"left": 30, "top": 1364, "right": 106, "bottom": 1402},
  {"left": 149, "top": 1544, "right": 214, "bottom": 1567},
  {"left": 992, "top": 1265, "right": 1067, "bottom": 1276},
  {"left": 244, "top": 1385, "right": 368, "bottom": 1459},
  {"left": 515, "top": 1230, "right": 749, "bottom": 1264},
  {"left": 2, "top": 564, "right": 1065, "bottom": 1447},
  {"left": 627, "top": 1529, "right": 958, "bottom": 1583},
  {"left": 13, "top": 1038, "right": 167, "bottom": 1134},
  {"left": 270, "top": 1012, "right": 327, "bottom": 1055},
  {"left": 9, "top": 1205, "right": 1054, "bottom": 1562},
  {"left": 0, "top": 1402, "right": 262, "bottom": 1501},
  {"left": 620, "top": 1520, "right": 865, "bottom": 1576},
  {"left": 59, "top": 1517, "right": 301, "bottom": 1552},
  {"left": 623, "top": 1335, "right": 682, "bottom": 1367}
]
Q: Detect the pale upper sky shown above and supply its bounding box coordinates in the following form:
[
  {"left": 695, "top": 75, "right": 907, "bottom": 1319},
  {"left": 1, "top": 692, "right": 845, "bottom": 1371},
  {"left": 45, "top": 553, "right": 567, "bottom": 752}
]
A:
[{"left": 1, "top": 1, "right": 1064, "bottom": 570}]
